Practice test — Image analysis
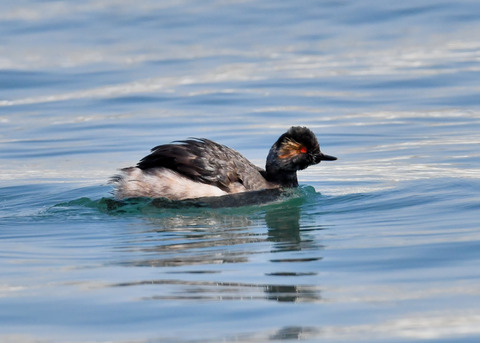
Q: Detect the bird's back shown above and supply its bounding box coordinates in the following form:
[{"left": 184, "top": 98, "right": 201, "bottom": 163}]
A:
[
  {"left": 112, "top": 139, "right": 273, "bottom": 200},
  {"left": 138, "top": 139, "right": 271, "bottom": 192}
]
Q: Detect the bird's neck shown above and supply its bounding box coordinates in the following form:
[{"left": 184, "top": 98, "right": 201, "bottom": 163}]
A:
[
  {"left": 265, "top": 169, "right": 299, "bottom": 187},
  {"left": 265, "top": 148, "right": 299, "bottom": 187}
]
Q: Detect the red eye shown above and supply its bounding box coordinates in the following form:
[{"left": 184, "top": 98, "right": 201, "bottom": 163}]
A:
[{"left": 300, "top": 146, "right": 307, "bottom": 154}]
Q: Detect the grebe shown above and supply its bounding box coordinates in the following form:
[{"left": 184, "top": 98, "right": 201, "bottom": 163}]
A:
[{"left": 111, "top": 126, "right": 336, "bottom": 200}]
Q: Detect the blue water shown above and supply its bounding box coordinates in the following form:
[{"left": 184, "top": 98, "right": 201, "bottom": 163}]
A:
[{"left": 1, "top": 1, "right": 480, "bottom": 342}]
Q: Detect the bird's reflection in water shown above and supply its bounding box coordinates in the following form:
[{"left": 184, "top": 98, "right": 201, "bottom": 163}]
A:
[
  {"left": 266, "top": 205, "right": 301, "bottom": 251},
  {"left": 269, "top": 326, "right": 318, "bottom": 341},
  {"left": 109, "top": 188, "right": 325, "bottom": 303}
]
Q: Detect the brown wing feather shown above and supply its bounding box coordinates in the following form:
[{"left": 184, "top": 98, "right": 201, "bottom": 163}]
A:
[{"left": 136, "top": 139, "right": 269, "bottom": 192}]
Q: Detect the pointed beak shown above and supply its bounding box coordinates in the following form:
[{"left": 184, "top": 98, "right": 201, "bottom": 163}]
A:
[{"left": 314, "top": 152, "right": 337, "bottom": 164}]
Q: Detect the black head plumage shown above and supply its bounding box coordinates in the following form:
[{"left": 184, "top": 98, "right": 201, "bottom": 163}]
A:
[{"left": 265, "top": 126, "right": 337, "bottom": 186}]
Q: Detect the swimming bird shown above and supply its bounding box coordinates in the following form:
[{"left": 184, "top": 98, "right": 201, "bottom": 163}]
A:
[{"left": 111, "top": 126, "right": 337, "bottom": 200}]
